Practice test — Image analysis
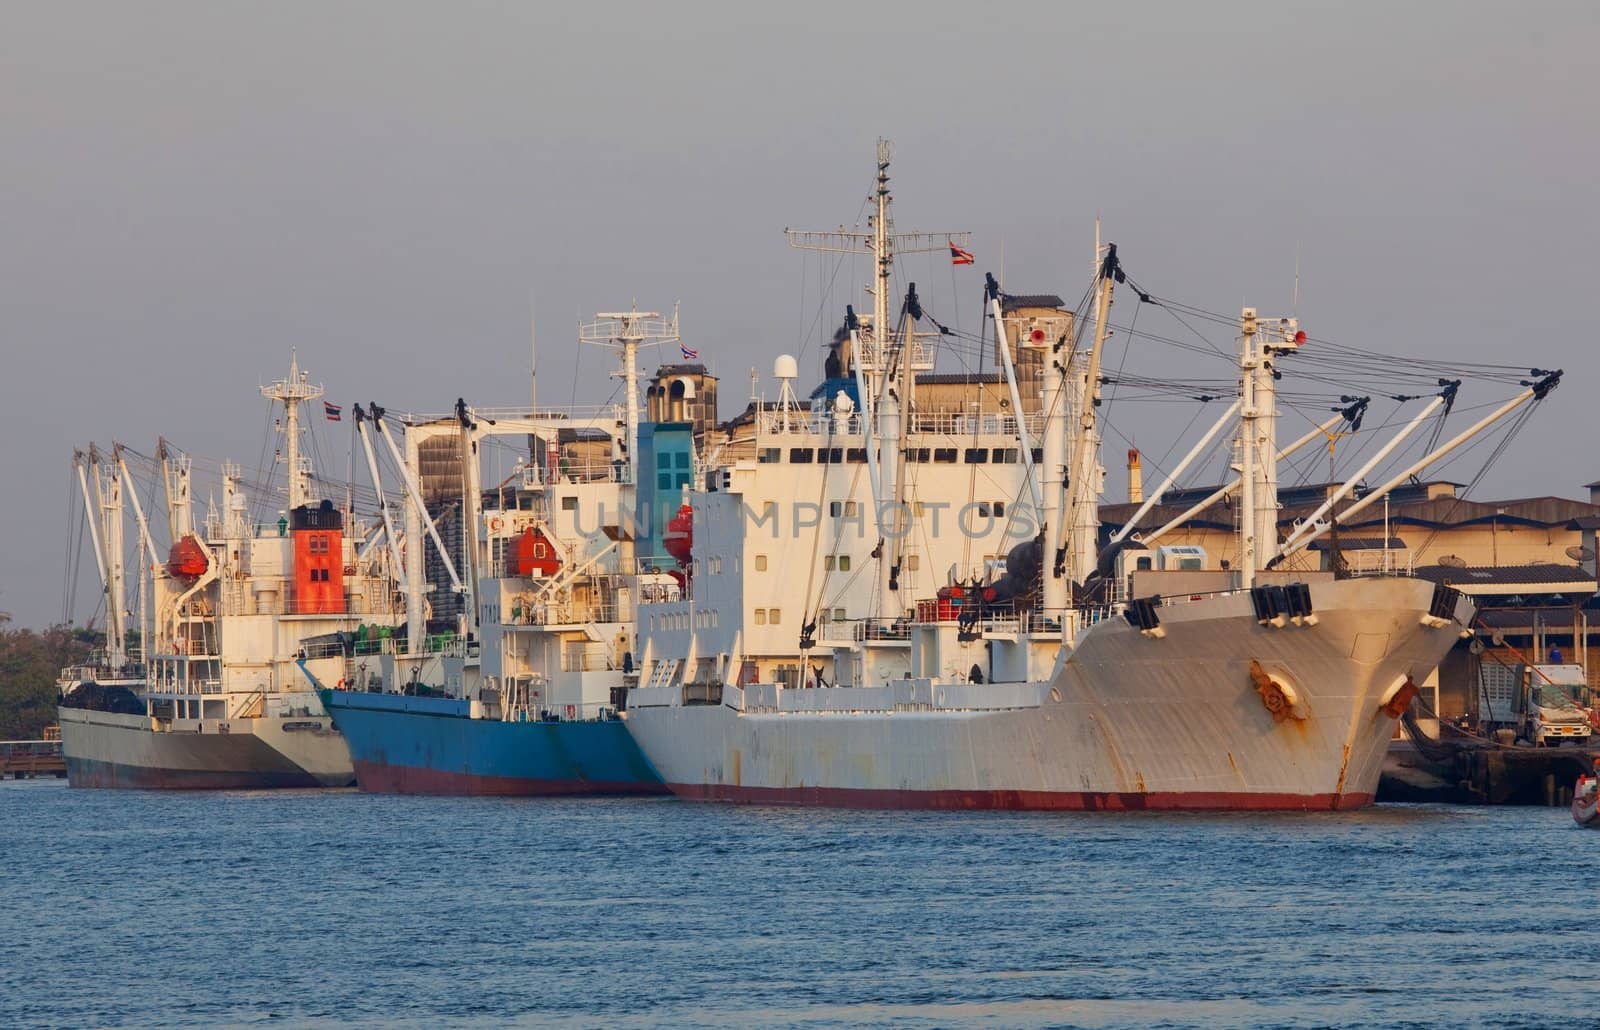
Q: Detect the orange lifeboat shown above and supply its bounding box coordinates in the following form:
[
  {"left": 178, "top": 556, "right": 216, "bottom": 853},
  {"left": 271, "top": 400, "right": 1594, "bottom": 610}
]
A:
[
  {"left": 663, "top": 504, "right": 693, "bottom": 569},
  {"left": 512, "top": 526, "right": 562, "bottom": 578},
  {"left": 167, "top": 535, "right": 208, "bottom": 581}
]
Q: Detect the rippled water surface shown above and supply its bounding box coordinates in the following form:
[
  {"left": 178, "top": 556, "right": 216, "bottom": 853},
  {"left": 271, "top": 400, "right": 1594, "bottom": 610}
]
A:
[{"left": 1, "top": 779, "right": 1592, "bottom": 1028}]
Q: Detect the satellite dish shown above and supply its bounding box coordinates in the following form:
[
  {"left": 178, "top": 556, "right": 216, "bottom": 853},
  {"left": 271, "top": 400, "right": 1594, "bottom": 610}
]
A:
[
  {"left": 1566, "top": 545, "right": 1595, "bottom": 563},
  {"left": 1438, "top": 554, "right": 1468, "bottom": 568},
  {"left": 1469, "top": 638, "right": 1485, "bottom": 655}
]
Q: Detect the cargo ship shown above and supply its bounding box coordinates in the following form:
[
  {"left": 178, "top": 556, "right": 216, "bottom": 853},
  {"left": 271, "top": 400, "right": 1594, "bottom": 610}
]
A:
[
  {"left": 622, "top": 141, "right": 1555, "bottom": 811},
  {"left": 314, "top": 318, "right": 673, "bottom": 796},
  {"left": 58, "top": 357, "right": 402, "bottom": 788}
]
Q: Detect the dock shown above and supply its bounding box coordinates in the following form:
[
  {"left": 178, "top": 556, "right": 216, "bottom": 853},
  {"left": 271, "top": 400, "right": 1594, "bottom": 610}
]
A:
[
  {"left": 1381, "top": 728, "right": 1599, "bottom": 806},
  {"left": 0, "top": 733, "right": 66, "bottom": 780}
]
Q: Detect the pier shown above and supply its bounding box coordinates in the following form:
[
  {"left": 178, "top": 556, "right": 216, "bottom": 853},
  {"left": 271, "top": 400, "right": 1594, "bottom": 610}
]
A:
[
  {"left": 0, "top": 732, "right": 66, "bottom": 780},
  {"left": 1382, "top": 731, "right": 1599, "bottom": 806}
]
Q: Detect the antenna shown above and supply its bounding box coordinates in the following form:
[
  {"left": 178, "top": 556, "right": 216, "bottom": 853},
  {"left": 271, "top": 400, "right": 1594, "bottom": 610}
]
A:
[
  {"left": 580, "top": 305, "right": 680, "bottom": 488},
  {"left": 785, "top": 139, "right": 968, "bottom": 380},
  {"left": 260, "top": 352, "right": 324, "bottom": 510},
  {"left": 1293, "top": 243, "right": 1301, "bottom": 316}
]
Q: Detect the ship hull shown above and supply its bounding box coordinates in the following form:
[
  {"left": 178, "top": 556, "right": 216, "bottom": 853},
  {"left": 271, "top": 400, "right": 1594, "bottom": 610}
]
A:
[
  {"left": 323, "top": 690, "right": 668, "bottom": 797},
  {"left": 57, "top": 707, "right": 354, "bottom": 789},
  {"left": 626, "top": 578, "right": 1472, "bottom": 812}
]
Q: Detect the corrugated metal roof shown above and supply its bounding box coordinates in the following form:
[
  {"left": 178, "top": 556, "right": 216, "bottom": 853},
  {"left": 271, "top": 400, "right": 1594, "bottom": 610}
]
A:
[
  {"left": 1000, "top": 293, "right": 1065, "bottom": 311},
  {"left": 915, "top": 372, "right": 1006, "bottom": 385},
  {"left": 1412, "top": 562, "right": 1597, "bottom": 587},
  {"left": 1307, "top": 536, "right": 1405, "bottom": 551},
  {"left": 1100, "top": 493, "right": 1600, "bottom": 533}
]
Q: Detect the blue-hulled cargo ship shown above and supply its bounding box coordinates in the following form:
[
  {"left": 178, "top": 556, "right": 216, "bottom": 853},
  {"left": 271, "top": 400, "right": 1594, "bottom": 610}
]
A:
[
  {"left": 303, "top": 347, "right": 706, "bottom": 796},
  {"left": 320, "top": 689, "right": 664, "bottom": 796}
]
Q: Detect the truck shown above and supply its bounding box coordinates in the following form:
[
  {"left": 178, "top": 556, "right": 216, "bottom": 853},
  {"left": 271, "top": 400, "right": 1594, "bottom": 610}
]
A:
[{"left": 1479, "top": 663, "right": 1593, "bottom": 747}]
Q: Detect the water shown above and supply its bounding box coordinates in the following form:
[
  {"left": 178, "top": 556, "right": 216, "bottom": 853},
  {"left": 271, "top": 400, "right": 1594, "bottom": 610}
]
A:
[{"left": 1, "top": 779, "right": 1592, "bottom": 1029}]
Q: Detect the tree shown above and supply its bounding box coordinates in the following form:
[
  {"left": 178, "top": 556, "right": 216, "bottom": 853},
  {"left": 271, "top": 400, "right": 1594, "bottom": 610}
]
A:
[{"left": 0, "top": 624, "right": 97, "bottom": 739}]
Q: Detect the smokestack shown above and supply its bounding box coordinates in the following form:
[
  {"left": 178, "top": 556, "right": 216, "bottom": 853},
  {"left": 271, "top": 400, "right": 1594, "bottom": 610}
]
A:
[{"left": 1128, "top": 448, "right": 1143, "bottom": 504}]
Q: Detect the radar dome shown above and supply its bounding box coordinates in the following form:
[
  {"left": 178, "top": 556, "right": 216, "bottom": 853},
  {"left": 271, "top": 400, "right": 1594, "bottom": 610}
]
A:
[{"left": 774, "top": 354, "right": 799, "bottom": 381}]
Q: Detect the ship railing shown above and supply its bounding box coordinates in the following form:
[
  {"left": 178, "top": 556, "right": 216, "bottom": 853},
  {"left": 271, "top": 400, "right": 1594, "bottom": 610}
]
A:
[
  {"left": 907, "top": 411, "right": 1045, "bottom": 438},
  {"left": 740, "top": 680, "right": 1042, "bottom": 714},
  {"left": 1079, "top": 605, "right": 1119, "bottom": 627},
  {"left": 637, "top": 582, "right": 687, "bottom": 605},
  {"left": 522, "top": 457, "right": 634, "bottom": 486},
  {"left": 758, "top": 412, "right": 863, "bottom": 437},
  {"left": 559, "top": 647, "right": 620, "bottom": 673},
  {"left": 855, "top": 619, "right": 912, "bottom": 642},
  {"left": 297, "top": 638, "right": 350, "bottom": 661},
  {"left": 1343, "top": 548, "right": 1415, "bottom": 577},
  {"left": 145, "top": 678, "right": 226, "bottom": 696},
  {"left": 0, "top": 739, "right": 64, "bottom": 759},
  {"left": 395, "top": 402, "right": 623, "bottom": 425},
  {"left": 504, "top": 599, "right": 627, "bottom": 628},
  {"left": 504, "top": 699, "right": 622, "bottom": 722},
  {"left": 216, "top": 587, "right": 400, "bottom": 619},
  {"left": 489, "top": 556, "right": 641, "bottom": 581}
]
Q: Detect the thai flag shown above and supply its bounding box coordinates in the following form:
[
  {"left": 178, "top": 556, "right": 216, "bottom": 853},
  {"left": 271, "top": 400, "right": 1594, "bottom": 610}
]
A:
[
  {"left": 324, "top": 401, "right": 342, "bottom": 422},
  {"left": 680, "top": 345, "right": 699, "bottom": 360},
  {"left": 949, "top": 243, "right": 975, "bottom": 266}
]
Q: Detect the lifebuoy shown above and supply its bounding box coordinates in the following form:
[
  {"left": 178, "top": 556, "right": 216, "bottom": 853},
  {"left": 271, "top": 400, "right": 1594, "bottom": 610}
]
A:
[
  {"left": 488, "top": 516, "right": 505, "bottom": 532},
  {"left": 565, "top": 704, "right": 576, "bottom": 720}
]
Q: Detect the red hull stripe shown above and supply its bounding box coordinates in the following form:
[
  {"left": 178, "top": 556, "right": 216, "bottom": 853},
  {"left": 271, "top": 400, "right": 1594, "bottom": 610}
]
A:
[
  {"left": 352, "top": 760, "right": 671, "bottom": 797},
  {"left": 664, "top": 781, "right": 1375, "bottom": 812}
]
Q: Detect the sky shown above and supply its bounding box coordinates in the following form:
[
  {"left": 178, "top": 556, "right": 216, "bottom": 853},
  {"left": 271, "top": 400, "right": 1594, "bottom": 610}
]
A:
[{"left": 2, "top": 1, "right": 1597, "bottom": 628}]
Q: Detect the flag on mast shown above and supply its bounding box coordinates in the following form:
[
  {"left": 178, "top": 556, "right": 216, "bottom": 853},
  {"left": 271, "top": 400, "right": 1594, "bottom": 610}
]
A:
[
  {"left": 949, "top": 243, "right": 975, "bottom": 266},
  {"left": 680, "top": 344, "right": 699, "bottom": 360},
  {"left": 324, "top": 401, "right": 342, "bottom": 422}
]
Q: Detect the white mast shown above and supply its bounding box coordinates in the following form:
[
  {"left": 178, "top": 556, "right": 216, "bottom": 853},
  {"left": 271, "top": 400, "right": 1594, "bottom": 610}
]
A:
[
  {"left": 1237, "top": 310, "right": 1309, "bottom": 584},
  {"left": 355, "top": 407, "right": 407, "bottom": 595},
  {"left": 115, "top": 446, "right": 158, "bottom": 668},
  {"left": 262, "top": 352, "right": 324, "bottom": 511},
  {"left": 581, "top": 306, "right": 680, "bottom": 488},
  {"left": 1237, "top": 309, "right": 1259, "bottom": 588},
  {"left": 990, "top": 290, "right": 1041, "bottom": 512},
  {"left": 88, "top": 445, "right": 127, "bottom": 669},
  {"left": 456, "top": 399, "right": 485, "bottom": 639},
  {"left": 74, "top": 450, "right": 108, "bottom": 587},
  {"left": 1067, "top": 242, "right": 1117, "bottom": 587},
  {"left": 784, "top": 141, "right": 969, "bottom": 621},
  {"left": 158, "top": 438, "right": 193, "bottom": 542},
  {"left": 1040, "top": 314, "right": 1070, "bottom": 619}
]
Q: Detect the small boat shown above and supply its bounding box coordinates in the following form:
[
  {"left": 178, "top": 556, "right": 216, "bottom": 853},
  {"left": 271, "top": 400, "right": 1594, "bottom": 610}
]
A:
[
  {"left": 1574, "top": 774, "right": 1600, "bottom": 828},
  {"left": 1574, "top": 774, "right": 1600, "bottom": 831}
]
